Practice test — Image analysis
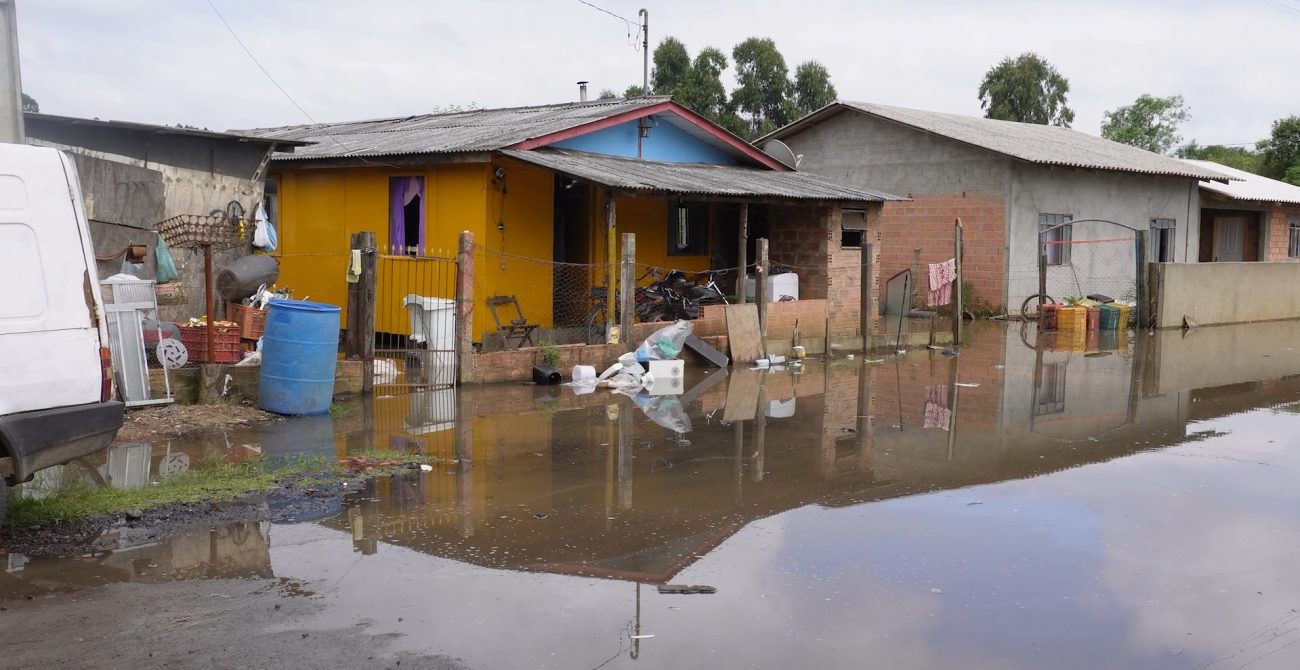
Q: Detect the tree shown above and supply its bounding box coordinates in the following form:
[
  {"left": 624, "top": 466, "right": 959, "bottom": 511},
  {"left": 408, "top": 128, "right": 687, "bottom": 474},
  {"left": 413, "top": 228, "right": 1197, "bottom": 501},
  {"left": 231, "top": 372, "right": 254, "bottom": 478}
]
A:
[
  {"left": 1100, "top": 94, "right": 1190, "bottom": 154},
  {"left": 792, "top": 61, "right": 837, "bottom": 116},
  {"left": 731, "top": 37, "right": 791, "bottom": 136},
  {"left": 677, "top": 47, "right": 729, "bottom": 118},
  {"left": 21, "top": 93, "right": 37, "bottom": 113},
  {"left": 1259, "top": 116, "right": 1300, "bottom": 181},
  {"left": 650, "top": 37, "right": 691, "bottom": 95},
  {"left": 1176, "top": 142, "right": 1263, "bottom": 174},
  {"left": 623, "top": 84, "right": 645, "bottom": 98},
  {"left": 596, "top": 88, "right": 619, "bottom": 100},
  {"left": 977, "top": 53, "right": 1074, "bottom": 127}
]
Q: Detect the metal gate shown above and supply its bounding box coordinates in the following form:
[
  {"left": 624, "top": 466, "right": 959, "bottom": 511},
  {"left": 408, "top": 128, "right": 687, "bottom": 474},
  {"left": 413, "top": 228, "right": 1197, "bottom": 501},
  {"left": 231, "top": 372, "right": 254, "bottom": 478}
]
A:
[
  {"left": 1037, "top": 218, "right": 1144, "bottom": 313},
  {"left": 374, "top": 254, "right": 459, "bottom": 392}
]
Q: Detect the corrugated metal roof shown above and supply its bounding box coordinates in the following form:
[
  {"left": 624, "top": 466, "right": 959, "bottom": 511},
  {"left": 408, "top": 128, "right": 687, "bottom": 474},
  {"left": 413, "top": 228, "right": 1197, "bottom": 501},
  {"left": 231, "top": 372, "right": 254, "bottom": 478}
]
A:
[
  {"left": 1183, "top": 159, "right": 1300, "bottom": 205},
  {"left": 499, "top": 148, "right": 904, "bottom": 203},
  {"left": 25, "top": 112, "right": 309, "bottom": 147},
  {"left": 765, "top": 101, "right": 1235, "bottom": 183},
  {"left": 236, "top": 98, "right": 670, "bottom": 160}
]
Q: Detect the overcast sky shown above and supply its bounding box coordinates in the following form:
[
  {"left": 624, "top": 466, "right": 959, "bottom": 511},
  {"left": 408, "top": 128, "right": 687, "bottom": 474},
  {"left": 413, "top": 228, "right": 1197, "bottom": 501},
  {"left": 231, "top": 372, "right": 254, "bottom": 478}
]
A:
[{"left": 14, "top": 0, "right": 1298, "bottom": 145}]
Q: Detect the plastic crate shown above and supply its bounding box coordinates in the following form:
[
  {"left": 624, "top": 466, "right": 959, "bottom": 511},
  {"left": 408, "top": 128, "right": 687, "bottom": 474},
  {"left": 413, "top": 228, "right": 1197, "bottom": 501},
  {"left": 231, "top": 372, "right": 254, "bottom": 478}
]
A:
[
  {"left": 1099, "top": 304, "right": 1121, "bottom": 330},
  {"left": 226, "top": 303, "right": 268, "bottom": 340},
  {"left": 1086, "top": 306, "right": 1101, "bottom": 331},
  {"left": 1056, "top": 306, "right": 1087, "bottom": 331},
  {"left": 178, "top": 325, "right": 242, "bottom": 363},
  {"left": 1040, "top": 303, "right": 1059, "bottom": 331}
]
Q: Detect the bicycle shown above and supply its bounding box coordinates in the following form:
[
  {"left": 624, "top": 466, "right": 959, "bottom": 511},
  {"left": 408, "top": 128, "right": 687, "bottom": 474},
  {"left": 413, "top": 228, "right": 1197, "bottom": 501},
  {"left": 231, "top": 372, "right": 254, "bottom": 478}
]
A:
[{"left": 1020, "top": 293, "right": 1057, "bottom": 320}]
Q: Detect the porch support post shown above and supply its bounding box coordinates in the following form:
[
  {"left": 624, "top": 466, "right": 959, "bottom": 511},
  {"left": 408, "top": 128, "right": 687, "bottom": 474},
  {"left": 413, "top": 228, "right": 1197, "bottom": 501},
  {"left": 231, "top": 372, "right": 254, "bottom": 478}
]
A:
[
  {"left": 737, "top": 203, "right": 749, "bottom": 304},
  {"left": 1136, "top": 230, "right": 1150, "bottom": 329},
  {"left": 620, "top": 233, "right": 636, "bottom": 352},
  {"left": 756, "top": 237, "right": 769, "bottom": 355},
  {"left": 456, "top": 230, "right": 475, "bottom": 385},
  {"left": 605, "top": 193, "right": 618, "bottom": 341},
  {"left": 953, "top": 218, "right": 963, "bottom": 348}
]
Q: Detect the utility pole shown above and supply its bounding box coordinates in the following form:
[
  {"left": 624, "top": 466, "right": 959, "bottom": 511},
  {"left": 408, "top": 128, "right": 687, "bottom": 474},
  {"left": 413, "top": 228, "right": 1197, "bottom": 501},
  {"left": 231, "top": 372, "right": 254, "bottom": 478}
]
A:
[
  {"left": 0, "top": 0, "right": 24, "bottom": 143},
  {"left": 639, "top": 8, "right": 648, "bottom": 94}
]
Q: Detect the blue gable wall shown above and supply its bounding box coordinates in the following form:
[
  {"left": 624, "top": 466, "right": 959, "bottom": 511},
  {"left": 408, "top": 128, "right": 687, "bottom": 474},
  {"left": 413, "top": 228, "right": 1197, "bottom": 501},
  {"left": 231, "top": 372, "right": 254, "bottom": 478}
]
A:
[{"left": 549, "top": 116, "right": 741, "bottom": 165}]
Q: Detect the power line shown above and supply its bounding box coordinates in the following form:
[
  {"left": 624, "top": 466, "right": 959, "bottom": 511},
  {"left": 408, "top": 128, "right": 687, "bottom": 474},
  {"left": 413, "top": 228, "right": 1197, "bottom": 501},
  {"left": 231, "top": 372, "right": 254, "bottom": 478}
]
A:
[
  {"left": 574, "top": 0, "right": 637, "bottom": 25},
  {"left": 573, "top": 0, "right": 643, "bottom": 51}
]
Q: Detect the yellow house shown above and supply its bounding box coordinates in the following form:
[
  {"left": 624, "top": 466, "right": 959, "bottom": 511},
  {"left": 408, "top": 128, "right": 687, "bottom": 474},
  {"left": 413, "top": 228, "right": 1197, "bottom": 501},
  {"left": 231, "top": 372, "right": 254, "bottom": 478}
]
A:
[{"left": 244, "top": 97, "right": 898, "bottom": 356}]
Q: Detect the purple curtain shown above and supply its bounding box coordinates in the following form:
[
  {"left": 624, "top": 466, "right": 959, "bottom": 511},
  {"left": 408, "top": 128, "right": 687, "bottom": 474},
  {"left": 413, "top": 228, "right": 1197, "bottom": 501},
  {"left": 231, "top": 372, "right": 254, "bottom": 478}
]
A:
[
  {"left": 388, "top": 177, "right": 426, "bottom": 255},
  {"left": 388, "top": 176, "right": 408, "bottom": 255}
]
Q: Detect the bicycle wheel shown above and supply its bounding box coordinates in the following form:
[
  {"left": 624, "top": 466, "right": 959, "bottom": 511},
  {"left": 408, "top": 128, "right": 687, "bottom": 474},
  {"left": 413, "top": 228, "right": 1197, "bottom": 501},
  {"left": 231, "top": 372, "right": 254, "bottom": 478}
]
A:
[
  {"left": 1020, "top": 294, "right": 1056, "bottom": 320},
  {"left": 584, "top": 307, "right": 607, "bottom": 344}
]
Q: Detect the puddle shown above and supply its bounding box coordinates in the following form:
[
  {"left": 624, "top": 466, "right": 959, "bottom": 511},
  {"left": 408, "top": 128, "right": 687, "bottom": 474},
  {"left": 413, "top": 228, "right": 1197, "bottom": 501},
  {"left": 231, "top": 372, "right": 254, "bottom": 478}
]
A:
[{"left": 5, "top": 321, "right": 1300, "bottom": 668}]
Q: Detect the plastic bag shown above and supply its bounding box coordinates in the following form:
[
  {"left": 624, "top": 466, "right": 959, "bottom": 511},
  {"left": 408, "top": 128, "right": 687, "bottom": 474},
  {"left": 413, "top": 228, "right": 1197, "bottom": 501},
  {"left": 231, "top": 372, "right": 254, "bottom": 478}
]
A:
[
  {"left": 120, "top": 259, "right": 144, "bottom": 277},
  {"left": 635, "top": 320, "right": 694, "bottom": 362},
  {"left": 252, "top": 202, "right": 277, "bottom": 252},
  {"left": 155, "top": 234, "right": 179, "bottom": 283}
]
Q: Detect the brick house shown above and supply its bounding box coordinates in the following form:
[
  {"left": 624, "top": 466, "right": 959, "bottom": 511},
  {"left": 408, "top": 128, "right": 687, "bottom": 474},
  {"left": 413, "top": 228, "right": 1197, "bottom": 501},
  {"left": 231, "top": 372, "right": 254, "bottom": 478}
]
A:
[
  {"left": 760, "top": 102, "right": 1230, "bottom": 312},
  {"left": 1181, "top": 159, "right": 1300, "bottom": 262}
]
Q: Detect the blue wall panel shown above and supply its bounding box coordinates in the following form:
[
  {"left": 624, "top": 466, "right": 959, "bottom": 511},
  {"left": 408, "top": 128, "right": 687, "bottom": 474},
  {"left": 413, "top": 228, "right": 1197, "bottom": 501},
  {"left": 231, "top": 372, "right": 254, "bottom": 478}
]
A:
[{"left": 550, "top": 116, "right": 740, "bottom": 165}]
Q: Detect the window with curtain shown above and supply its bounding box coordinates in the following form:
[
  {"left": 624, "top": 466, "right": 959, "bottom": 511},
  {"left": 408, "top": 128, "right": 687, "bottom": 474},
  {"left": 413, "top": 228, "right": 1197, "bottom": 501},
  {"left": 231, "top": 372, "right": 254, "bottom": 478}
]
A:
[
  {"left": 668, "top": 201, "right": 709, "bottom": 256},
  {"left": 1040, "top": 213, "right": 1073, "bottom": 265},
  {"left": 389, "top": 176, "right": 426, "bottom": 256},
  {"left": 1151, "top": 218, "right": 1176, "bottom": 262}
]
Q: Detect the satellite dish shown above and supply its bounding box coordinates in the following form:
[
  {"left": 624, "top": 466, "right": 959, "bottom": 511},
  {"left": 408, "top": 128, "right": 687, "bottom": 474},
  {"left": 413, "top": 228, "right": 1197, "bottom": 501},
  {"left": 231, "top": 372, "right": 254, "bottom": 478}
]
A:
[{"left": 761, "top": 139, "right": 798, "bottom": 168}]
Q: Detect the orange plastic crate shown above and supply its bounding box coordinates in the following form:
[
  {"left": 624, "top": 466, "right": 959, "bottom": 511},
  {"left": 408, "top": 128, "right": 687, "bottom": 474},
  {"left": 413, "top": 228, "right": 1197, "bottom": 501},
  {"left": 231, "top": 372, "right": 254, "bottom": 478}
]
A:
[
  {"left": 226, "top": 303, "right": 268, "bottom": 340},
  {"left": 178, "top": 325, "right": 242, "bottom": 363}
]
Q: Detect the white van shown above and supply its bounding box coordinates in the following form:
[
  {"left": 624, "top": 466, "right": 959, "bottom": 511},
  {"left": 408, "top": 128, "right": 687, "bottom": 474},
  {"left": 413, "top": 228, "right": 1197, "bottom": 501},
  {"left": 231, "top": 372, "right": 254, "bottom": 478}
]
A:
[{"left": 0, "top": 144, "right": 123, "bottom": 485}]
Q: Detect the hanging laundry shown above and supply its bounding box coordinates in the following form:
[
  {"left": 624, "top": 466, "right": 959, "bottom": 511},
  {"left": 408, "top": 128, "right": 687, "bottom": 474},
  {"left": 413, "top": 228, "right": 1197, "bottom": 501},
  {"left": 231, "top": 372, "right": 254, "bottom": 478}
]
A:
[
  {"left": 927, "top": 258, "right": 956, "bottom": 307},
  {"left": 922, "top": 384, "right": 951, "bottom": 430}
]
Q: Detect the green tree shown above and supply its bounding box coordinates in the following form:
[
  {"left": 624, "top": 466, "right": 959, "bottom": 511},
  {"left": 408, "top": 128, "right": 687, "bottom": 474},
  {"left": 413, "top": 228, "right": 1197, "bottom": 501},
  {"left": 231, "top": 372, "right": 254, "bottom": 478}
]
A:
[
  {"left": 596, "top": 88, "right": 619, "bottom": 100},
  {"left": 731, "top": 37, "right": 791, "bottom": 136},
  {"left": 650, "top": 37, "right": 691, "bottom": 95},
  {"left": 21, "top": 92, "right": 38, "bottom": 113},
  {"left": 1175, "top": 142, "right": 1263, "bottom": 174},
  {"left": 1259, "top": 116, "right": 1300, "bottom": 181},
  {"left": 1100, "top": 94, "right": 1190, "bottom": 154},
  {"left": 792, "top": 61, "right": 837, "bottom": 116},
  {"left": 623, "top": 84, "right": 645, "bottom": 98},
  {"left": 677, "top": 47, "right": 729, "bottom": 118},
  {"left": 977, "top": 52, "right": 1074, "bottom": 127}
]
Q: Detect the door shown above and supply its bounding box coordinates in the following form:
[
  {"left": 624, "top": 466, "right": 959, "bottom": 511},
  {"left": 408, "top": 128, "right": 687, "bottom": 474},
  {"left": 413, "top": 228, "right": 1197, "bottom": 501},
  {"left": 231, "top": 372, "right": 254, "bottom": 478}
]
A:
[{"left": 1214, "top": 217, "right": 1244, "bottom": 262}]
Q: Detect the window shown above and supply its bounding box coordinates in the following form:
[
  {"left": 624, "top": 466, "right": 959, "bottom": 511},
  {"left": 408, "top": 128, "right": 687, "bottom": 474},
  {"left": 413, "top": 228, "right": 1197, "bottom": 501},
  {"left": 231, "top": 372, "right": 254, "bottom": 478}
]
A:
[
  {"left": 1040, "top": 213, "right": 1073, "bottom": 265},
  {"left": 262, "top": 177, "right": 279, "bottom": 227},
  {"left": 1290, "top": 218, "right": 1300, "bottom": 259},
  {"left": 388, "top": 176, "right": 426, "bottom": 256},
  {"left": 841, "top": 209, "right": 867, "bottom": 248},
  {"left": 1035, "top": 362, "right": 1067, "bottom": 415},
  {"left": 668, "top": 201, "right": 709, "bottom": 256},
  {"left": 1151, "top": 218, "right": 1176, "bottom": 262}
]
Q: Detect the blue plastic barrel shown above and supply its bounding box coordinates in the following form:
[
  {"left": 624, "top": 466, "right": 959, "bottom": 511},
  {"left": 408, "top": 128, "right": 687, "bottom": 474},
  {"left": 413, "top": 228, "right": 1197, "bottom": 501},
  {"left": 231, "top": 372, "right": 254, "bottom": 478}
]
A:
[{"left": 259, "top": 299, "right": 340, "bottom": 415}]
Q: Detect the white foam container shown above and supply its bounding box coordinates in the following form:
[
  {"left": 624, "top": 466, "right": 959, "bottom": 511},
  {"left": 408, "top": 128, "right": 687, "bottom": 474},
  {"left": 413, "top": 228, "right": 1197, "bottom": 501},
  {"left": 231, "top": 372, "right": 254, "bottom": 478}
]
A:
[{"left": 648, "top": 359, "right": 684, "bottom": 379}]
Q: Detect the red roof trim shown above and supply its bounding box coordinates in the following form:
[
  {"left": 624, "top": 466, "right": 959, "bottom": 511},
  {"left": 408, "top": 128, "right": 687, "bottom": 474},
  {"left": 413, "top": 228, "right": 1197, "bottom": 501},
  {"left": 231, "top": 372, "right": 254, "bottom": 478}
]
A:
[{"left": 508, "top": 100, "right": 788, "bottom": 171}]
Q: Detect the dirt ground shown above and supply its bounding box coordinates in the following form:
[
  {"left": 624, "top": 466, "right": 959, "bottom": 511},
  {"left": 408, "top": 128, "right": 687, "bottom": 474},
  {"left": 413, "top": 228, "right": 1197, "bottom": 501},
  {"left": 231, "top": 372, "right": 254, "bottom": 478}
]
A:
[
  {"left": 0, "top": 578, "right": 471, "bottom": 669},
  {"left": 114, "top": 403, "right": 280, "bottom": 442}
]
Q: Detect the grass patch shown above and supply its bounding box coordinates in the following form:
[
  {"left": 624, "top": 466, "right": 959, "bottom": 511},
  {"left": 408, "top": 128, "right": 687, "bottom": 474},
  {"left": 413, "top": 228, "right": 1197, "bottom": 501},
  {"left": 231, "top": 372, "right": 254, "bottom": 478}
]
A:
[{"left": 5, "top": 456, "right": 330, "bottom": 528}]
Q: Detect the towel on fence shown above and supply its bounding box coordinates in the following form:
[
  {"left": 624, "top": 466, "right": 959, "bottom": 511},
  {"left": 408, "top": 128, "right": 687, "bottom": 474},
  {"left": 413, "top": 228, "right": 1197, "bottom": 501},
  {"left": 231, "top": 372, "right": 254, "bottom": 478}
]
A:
[{"left": 927, "top": 258, "right": 957, "bottom": 307}]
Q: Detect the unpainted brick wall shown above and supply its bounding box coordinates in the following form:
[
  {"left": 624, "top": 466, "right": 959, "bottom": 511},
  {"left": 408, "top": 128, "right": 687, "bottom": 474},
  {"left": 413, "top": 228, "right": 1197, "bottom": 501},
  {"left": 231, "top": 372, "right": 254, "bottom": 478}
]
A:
[
  {"left": 877, "top": 193, "right": 1007, "bottom": 312},
  {"left": 768, "top": 203, "right": 881, "bottom": 337},
  {"left": 1265, "top": 205, "right": 1300, "bottom": 261}
]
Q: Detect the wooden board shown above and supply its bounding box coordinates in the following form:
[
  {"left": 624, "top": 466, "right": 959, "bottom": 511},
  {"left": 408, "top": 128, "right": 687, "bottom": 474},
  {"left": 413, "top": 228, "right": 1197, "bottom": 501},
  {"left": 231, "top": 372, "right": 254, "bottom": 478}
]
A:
[
  {"left": 722, "top": 368, "right": 764, "bottom": 423},
  {"left": 684, "top": 333, "right": 729, "bottom": 367},
  {"left": 725, "top": 304, "right": 764, "bottom": 365}
]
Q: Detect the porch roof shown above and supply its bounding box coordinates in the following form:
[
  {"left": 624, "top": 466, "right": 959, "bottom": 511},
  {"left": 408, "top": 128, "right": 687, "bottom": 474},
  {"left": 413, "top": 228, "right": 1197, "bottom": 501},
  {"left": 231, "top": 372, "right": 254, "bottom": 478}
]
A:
[
  {"left": 498, "top": 148, "right": 904, "bottom": 203},
  {"left": 1182, "top": 159, "right": 1300, "bottom": 206}
]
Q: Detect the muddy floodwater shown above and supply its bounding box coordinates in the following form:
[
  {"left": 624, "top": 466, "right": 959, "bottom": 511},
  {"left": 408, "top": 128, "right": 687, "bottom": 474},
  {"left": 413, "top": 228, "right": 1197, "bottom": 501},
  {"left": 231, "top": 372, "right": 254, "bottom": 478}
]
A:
[{"left": 5, "top": 321, "right": 1300, "bottom": 669}]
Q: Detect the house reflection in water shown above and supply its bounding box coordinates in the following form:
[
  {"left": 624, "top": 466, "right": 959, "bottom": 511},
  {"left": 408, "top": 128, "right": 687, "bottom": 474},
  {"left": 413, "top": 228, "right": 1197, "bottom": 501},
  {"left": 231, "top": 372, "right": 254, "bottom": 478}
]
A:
[{"left": 324, "top": 321, "right": 1300, "bottom": 582}]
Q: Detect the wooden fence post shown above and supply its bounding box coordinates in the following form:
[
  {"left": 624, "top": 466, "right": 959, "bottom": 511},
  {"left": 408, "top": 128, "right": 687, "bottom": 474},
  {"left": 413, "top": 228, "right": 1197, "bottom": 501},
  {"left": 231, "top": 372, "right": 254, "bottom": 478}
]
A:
[
  {"left": 1136, "top": 230, "right": 1150, "bottom": 328},
  {"left": 861, "top": 242, "right": 874, "bottom": 352},
  {"left": 345, "top": 231, "right": 377, "bottom": 395},
  {"left": 456, "top": 231, "right": 475, "bottom": 385},
  {"left": 737, "top": 203, "right": 749, "bottom": 304},
  {"left": 620, "top": 233, "right": 636, "bottom": 352}
]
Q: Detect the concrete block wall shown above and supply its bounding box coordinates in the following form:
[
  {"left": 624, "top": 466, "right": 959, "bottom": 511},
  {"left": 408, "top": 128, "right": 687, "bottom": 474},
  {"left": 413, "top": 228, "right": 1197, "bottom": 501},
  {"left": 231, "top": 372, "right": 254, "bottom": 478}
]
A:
[
  {"left": 878, "top": 193, "right": 1007, "bottom": 312},
  {"left": 1150, "top": 261, "right": 1300, "bottom": 328},
  {"left": 768, "top": 204, "right": 879, "bottom": 337}
]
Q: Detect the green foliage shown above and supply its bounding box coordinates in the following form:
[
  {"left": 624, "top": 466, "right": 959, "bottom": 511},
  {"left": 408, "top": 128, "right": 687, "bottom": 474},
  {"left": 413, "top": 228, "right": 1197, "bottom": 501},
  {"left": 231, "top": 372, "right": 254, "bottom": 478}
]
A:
[
  {"left": 21, "top": 92, "right": 38, "bottom": 113},
  {"left": 978, "top": 53, "right": 1075, "bottom": 127},
  {"left": 1259, "top": 116, "right": 1300, "bottom": 181},
  {"left": 792, "top": 61, "right": 837, "bottom": 116},
  {"left": 1101, "top": 94, "right": 1190, "bottom": 154},
  {"left": 1286, "top": 165, "right": 1300, "bottom": 187},
  {"left": 1176, "top": 141, "right": 1264, "bottom": 174},
  {"left": 678, "top": 47, "right": 730, "bottom": 119},
  {"left": 732, "top": 37, "right": 792, "bottom": 136},
  {"left": 623, "top": 84, "right": 646, "bottom": 98},
  {"left": 596, "top": 88, "right": 619, "bottom": 100},
  {"left": 651, "top": 37, "right": 691, "bottom": 94},
  {"left": 540, "top": 340, "right": 561, "bottom": 368}
]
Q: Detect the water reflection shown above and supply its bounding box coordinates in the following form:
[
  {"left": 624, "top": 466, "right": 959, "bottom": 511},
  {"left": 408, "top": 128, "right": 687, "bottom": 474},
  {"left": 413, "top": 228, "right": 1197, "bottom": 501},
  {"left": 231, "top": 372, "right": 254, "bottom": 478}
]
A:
[{"left": 8, "top": 321, "right": 1300, "bottom": 668}]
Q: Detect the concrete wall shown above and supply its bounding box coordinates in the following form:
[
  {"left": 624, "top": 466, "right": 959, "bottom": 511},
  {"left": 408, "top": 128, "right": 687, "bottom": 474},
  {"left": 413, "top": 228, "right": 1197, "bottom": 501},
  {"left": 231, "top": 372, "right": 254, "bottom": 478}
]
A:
[
  {"left": 1150, "top": 261, "right": 1300, "bottom": 328},
  {"left": 1142, "top": 319, "right": 1300, "bottom": 394},
  {"left": 1007, "top": 164, "right": 1197, "bottom": 309},
  {"left": 25, "top": 118, "right": 277, "bottom": 321}
]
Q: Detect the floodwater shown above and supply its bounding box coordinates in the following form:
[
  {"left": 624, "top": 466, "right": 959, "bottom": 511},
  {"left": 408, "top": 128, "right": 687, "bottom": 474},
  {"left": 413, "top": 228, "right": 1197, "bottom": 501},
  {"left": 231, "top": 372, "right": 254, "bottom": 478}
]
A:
[{"left": 6, "top": 321, "right": 1300, "bottom": 668}]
